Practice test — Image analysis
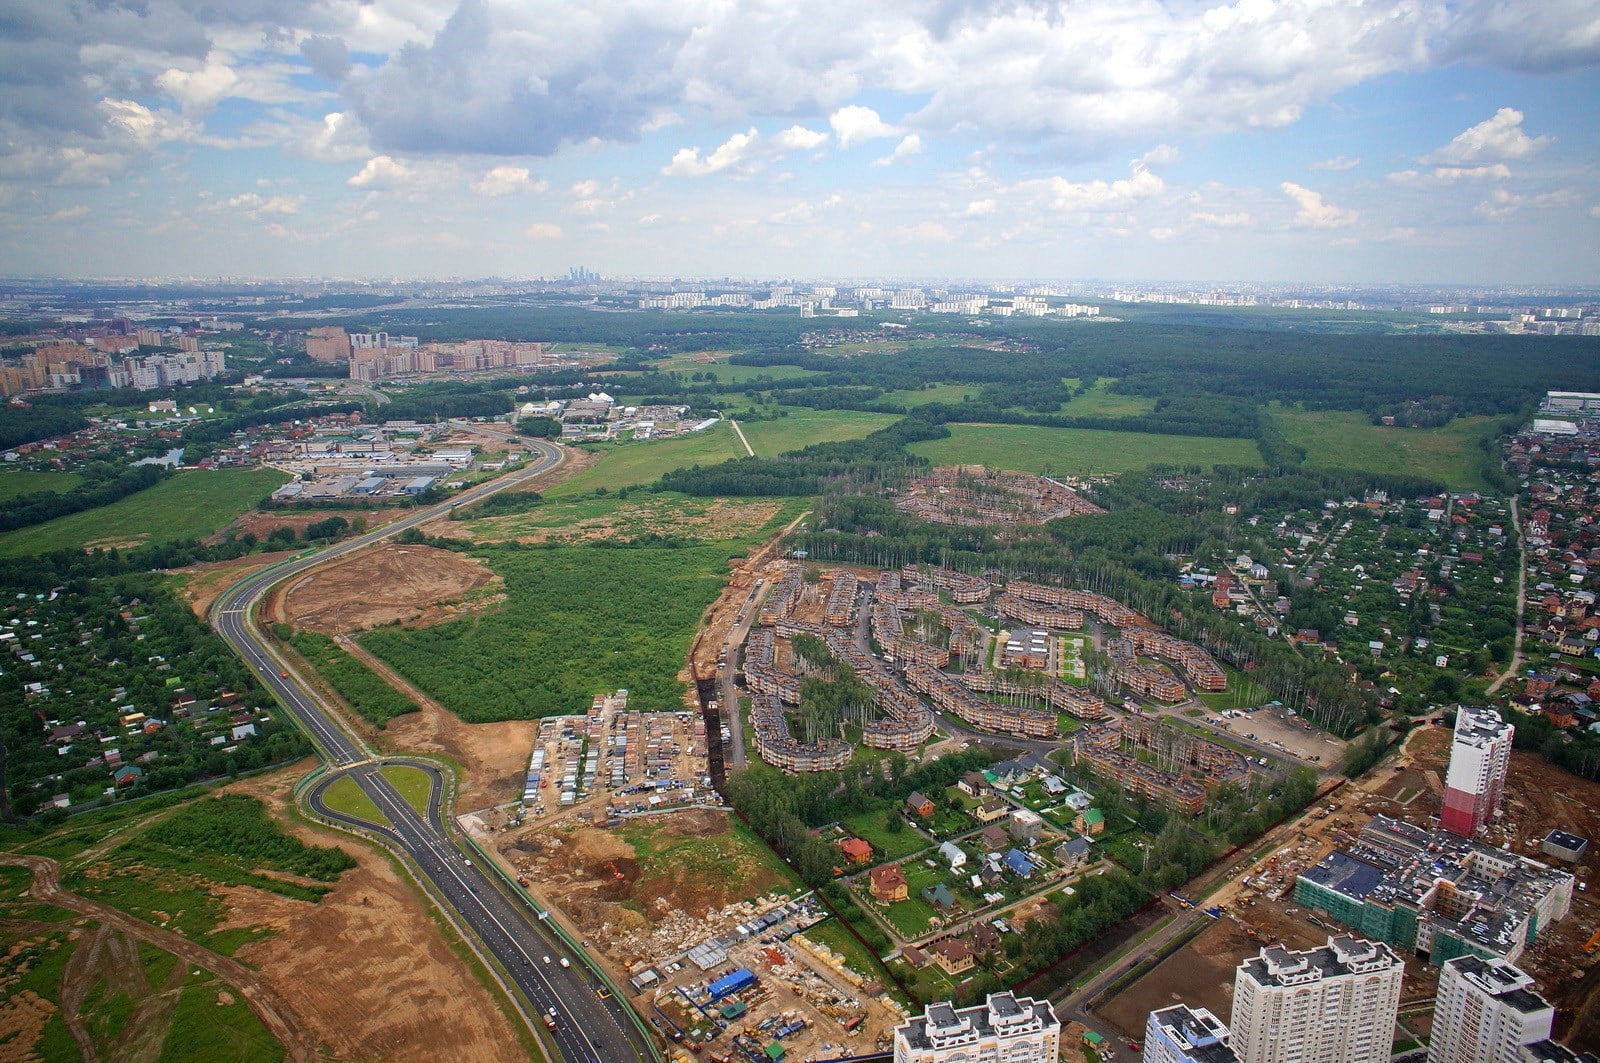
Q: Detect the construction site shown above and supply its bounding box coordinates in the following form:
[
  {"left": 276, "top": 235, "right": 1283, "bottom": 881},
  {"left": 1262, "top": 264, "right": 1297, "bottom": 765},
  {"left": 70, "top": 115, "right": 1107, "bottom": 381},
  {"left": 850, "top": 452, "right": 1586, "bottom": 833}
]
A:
[
  {"left": 892, "top": 466, "right": 1105, "bottom": 532},
  {"left": 1095, "top": 723, "right": 1600, "bottom": 1051}
]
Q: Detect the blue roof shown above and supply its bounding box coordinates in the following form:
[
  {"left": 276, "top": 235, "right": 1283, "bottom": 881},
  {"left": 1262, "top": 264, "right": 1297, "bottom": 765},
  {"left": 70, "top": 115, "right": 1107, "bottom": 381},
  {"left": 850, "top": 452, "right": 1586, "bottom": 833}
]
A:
[
  {"left": 1004, "top": 849, "right": 1035, "bottom": 874},
  {"left": 708, "top": 968, "right": 756, "bottom": 999}
]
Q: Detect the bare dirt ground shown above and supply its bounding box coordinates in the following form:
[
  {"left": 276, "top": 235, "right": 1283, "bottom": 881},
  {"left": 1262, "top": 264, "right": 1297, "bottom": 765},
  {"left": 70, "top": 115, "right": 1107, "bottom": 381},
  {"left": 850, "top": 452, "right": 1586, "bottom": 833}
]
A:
[
  {"left": 219, "top": 763, "right": 527, "bottom": 1062},
  {"left": 496, "top": 809, "right": 791, "bottom": 972},
  {"left": 171, "top": 549, "right": 301, "bottom": 618},
  {"left": 279, "top": 544, "right": 502, "bottom": 633}
]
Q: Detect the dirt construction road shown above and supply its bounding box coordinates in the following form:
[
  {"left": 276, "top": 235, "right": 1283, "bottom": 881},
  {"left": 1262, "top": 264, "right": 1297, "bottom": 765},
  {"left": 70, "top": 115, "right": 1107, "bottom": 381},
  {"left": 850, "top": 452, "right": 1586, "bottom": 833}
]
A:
[{"left": 0, "top": 853, "right": 320, "bottom": 1063}]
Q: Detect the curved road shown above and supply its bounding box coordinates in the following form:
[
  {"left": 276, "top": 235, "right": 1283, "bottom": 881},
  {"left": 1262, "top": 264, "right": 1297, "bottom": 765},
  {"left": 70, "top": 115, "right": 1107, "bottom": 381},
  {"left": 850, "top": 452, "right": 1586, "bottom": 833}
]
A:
[{"left": 211, "top": 441, "right": 659, "bottom": 1063}]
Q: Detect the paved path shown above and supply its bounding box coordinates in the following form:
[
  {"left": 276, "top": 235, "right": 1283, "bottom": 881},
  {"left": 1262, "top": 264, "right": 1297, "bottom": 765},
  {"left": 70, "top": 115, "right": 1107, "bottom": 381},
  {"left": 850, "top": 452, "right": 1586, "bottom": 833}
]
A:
[
  {"left": 0, "top": 853, "right": 321, "bottom": 1063},
  {"left": 211, "top": 441, "right": 661, "bottom": 1063}
]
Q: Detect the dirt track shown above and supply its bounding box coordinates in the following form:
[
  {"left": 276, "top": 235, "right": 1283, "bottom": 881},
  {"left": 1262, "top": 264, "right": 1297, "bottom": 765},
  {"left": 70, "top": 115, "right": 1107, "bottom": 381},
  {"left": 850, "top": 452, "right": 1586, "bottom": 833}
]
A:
[{"left": 0, "top": 852, "right": 321, "bottom": 1063}]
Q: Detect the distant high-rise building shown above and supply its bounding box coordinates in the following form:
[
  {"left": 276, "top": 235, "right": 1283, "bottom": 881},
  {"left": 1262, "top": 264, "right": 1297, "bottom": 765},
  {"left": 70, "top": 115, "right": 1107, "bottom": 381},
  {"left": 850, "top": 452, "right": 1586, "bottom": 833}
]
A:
[
  {"left": 1429, "top": 956, "right": 1554, "bottom": 1063},
  {"left": 892, "top": 992, "right": 1059, "bottom": 1063},
  {"left": 1144, "top": 1004, "right": 1237, "bottom": 1063},
  {"left": 304, "top": 326, "right": 350, "bottom": 362},
  {"left": 1230, "top": 935, "right": 1403, "bottom": 1063},
  {"left": 1441, "top": 704, "right": 1514, "bottom": 837}
]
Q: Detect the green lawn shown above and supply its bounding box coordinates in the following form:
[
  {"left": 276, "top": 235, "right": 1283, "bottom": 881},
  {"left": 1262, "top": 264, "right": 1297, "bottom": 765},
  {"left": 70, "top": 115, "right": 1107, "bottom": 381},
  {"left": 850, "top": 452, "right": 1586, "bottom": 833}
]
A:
[
  {"left": 0, "top": 469, "right": 82, "bottom": 500},
  {"left": 547, "top": 424, "right": 747, "bottom": 497},
  {"left": 800, "top": 917, "right": 894, "bottom": 979},
  {"left": 320, "top": 776, "right": 390, "bottom": 827},
  {"left": 840, "top": 811, "right": 930, "bottom": 863},
  {"left": 738, "top": 409, "right": 899, "bottom": 457},
  {"left": 158, "top": 967, "right": 284, "bottom": 1063},
  {"left": 1271, "top": 407, "right": 1496, "bottom": 491},
  {"left": 908, "top": 424, "right": 1262, "bottom": 476},
  {"left": 880, "top": 383, "right": 981, "bottom": 407},
  {"left": 0, "top": 468, "right": 289, "bottom": 557},
  {"left": 379, "top": 765, "right": 434, "bottom": 817}
]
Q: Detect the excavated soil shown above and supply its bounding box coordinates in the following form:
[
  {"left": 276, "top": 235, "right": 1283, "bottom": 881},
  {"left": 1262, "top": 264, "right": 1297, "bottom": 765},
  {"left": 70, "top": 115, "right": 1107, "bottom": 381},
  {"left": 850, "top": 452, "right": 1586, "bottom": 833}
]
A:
[{"left": 279, "top": 544, "right": 501, "bottom": 633}]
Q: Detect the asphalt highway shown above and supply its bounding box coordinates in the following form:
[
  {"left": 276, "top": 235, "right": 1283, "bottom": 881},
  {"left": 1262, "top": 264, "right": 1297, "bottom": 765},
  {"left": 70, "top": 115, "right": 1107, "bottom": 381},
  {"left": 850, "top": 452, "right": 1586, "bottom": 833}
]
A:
[{"left": 210, "top": 440, "right": 659, "bottom": 1063}]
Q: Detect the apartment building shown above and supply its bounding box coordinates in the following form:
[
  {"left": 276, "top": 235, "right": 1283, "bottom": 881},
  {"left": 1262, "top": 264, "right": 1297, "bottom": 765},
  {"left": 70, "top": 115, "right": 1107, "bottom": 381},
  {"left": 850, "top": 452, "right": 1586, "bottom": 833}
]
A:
[
  {"left": 1429, "top": 956, "right": 1554, "bottom": 1063},
  {"left": 1144, "top": 1005, "right": 1237, "bottom": 1063},
  {"left": 892, "top": 992, "right": 1059, "bottom": 1063},
  {"left": 1441, "top": 703, "right": 1514, "bottom": 837},
  {"left": 1230, "top": 935, "right": 1403, "bottom": 1063}
]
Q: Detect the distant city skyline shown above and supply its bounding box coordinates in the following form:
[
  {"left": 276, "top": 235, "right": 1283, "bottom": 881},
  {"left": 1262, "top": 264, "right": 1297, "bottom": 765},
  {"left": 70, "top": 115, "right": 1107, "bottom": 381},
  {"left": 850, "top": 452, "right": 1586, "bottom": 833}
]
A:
[{"left": 1, "top": 1, "right": 1597, "bottom": 285}]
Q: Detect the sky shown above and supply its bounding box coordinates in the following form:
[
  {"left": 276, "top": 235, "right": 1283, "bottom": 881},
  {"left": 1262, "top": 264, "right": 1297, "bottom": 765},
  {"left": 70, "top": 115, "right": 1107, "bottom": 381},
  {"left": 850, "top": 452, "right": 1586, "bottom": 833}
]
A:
[{"left": 1, "top": 0, "right": 1597, "bottom": 286}]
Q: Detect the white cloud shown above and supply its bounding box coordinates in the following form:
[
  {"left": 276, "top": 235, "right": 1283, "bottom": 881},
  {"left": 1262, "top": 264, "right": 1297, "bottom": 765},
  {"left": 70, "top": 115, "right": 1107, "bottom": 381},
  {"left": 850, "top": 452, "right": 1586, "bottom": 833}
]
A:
[
  {"left": 347, "top": 155, "right": 412, "bottom": 189},
  {"left": 1281, "top": 182, "right": 1356, "bottom": 228},
  {"left": 1139, "top": 144, "right": 1181, "bottom": 168},
  {"left": 964, "top": 198, "right": 996, "bottom": 217},
  {"left": 524, "top": 222, "right": 563, "bottom": 239},
  {"left": 471, "top": 165, "right": 543, "bottom": 196},
  {"left": 156, "top": 60, "right": 241, "bottom": 114},
  {"left": 830, "top": 106, "right": 897, "bottom": 148},
  {"left": 1025, "top": 159, "right": 1165, "bottom": 212},
  {"left": 222, "top": 192, "right": 304, "bottom": 217},
  {"left": 1476, "top": 187, "right": 1581, "bottom": 219},
  {"left": 662, "top": 128, "right": 760, "bottom": 176},
  {"left": 1309, "top": 155, "right": 1360, "bottom": 171},
  {"left": 45, "top": 205, "right": 90, "bottom": 222},
  {"left": 772, "top": 125, "right": 828, "bottom": 152},
  {"left": 872, "top": 133, "right": 922, "bottom": 168},
  {"left": 1423, "top": 108, "right": 1552, "bottom": 166},
  {"left": 1389, "top": 163, "right": 1512, "bottom": 184},
  {"left": 99, "top": 100, "right": 193, "bottom": 148}
]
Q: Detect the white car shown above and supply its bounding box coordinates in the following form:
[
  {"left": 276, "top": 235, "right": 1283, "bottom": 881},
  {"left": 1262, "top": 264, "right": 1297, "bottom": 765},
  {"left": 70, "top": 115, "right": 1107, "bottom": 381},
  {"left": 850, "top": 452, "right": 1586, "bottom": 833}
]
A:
[{"left": 560, "top": 957, "right": 571, "bottom": 968}]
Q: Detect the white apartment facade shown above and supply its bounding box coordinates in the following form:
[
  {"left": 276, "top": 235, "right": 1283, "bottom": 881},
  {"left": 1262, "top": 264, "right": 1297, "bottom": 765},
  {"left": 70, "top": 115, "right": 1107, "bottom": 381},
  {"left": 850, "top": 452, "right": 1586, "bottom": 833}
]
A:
[
  {"left": 1145, "top": 1004, "right": 1238, "bottom": 1063},
  {"left": 1231, "top": 935, "right": 1403, "bottom": 1063},
  {"left": 892, "top": 992, "right": 1059, "bottom": 1063},
  {"left": 1429, "top": 956, "right": 1555, "bottom": 1063}
]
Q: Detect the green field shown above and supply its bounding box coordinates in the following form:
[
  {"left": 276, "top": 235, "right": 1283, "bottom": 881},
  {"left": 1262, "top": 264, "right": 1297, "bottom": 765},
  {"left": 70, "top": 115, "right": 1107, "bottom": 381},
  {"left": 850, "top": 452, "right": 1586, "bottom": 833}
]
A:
[
  {"left": 361, "top": 543, "right": 736, "bottom": 720},
  {"left": 880, "top": 383, "right": 980, "bottom": 407},
  {"left": 738, "top": 409, "right": 899, "bottom": 457},
  {"left": 1272, "top": 407, "right": 1496, "bottom": 491},
  {"left": 0, "top": 469, "right": 82, "bottom": 499},
  {"left": 548, "top": 424, "right": 746, "bottom": 497},
  {"left": 1058, "top": 381, "right": 1157, "bottom": 418},
  {"left": 907, "top": 423, "right": 1262, "bottom": 476},
  {"left": 320, "top": 776, "right": 390, "bottom": 826},
  {"left": 458, "top": 491, "right": 808, "bottom": 547},
  {"left": 0, "top": 468, "right": 290, "bottom": 557},
  {"left": 379, "top": 765, "right": 434, "bottom": 817},
  {"left": 289, "top": 631, "right": 419, "bottom": 727},
  {"left": 158, "top": 967, "right": 284, "bottom": 1063}
]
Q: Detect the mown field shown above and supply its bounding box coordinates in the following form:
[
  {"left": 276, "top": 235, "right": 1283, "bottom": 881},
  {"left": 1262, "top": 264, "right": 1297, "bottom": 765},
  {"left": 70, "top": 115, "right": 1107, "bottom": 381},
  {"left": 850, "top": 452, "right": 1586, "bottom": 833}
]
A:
[
  {"left": 1272, "top": 407, "right": 1496, "bottom": 491},
  {"left": 1057, "top": 380, "right": 1157, "bottom": 417},
  {"left": 879, "top": 383, "right": 981, "bottom": 407},
  {"left": 360, "top": 543, "right": 738, "bottom": 720},
  {"left": 0, "top": 468, "right": 290, "bottom": 557},
  {"left": 0, "top": 469, "right": 83, "bottom": 500},
  {"left": 455, "top": 491, "right": 806, "bottom": 546},
  {"left": 738, "top": 409, "right": 899, "bottom": 456},
  {"left": 907, "top": 423, "right": 1262, "bottom": 475},
  {"left": 546, "top": 424, "right": 747, "bottom": 497}
]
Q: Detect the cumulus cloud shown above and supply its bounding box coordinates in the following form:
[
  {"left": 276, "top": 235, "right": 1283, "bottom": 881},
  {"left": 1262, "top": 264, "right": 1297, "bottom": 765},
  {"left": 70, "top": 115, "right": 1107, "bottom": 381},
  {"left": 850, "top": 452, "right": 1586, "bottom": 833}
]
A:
[
  {"left": 872, "top": 134, "right": 922, "bottom": 168},
  {"left": 662, "top": 128, "right": 760, "bottom": 176},
  {"left": 524, "top": 222, "right": 563, "bottom": 239},
  {"left": 830, "top": 105, "right": 897, "bottom": 148},
  {"left": 1310, "top": 155, "right": 1360, "bottom": 171},
  {"left": 964, "top": 198, "right": 996, "bottom": 217},
  {"left": 1389, "top": 163, "right": 1511, "bottom": 184},
  {"left": 1423, "top": 108, "right": 1552, "bottom": 166},
  {"left": 1024, "top": 157, "right": 1166, "bottom": 212},
  {"left": 772, "top": 125, "right": 828, "bottom": 152},
  {"left": 218, "top": 192, "right": 304, "bottom": 217},
  {"left": 471, "top": 165, "right": 542, "bottom": 196},
  {"left": 1281, "top": 182, "right": 1357, "bottom": 228},
  {"left": 347, "top": 154, "right": 412, "bottom": 189}
]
